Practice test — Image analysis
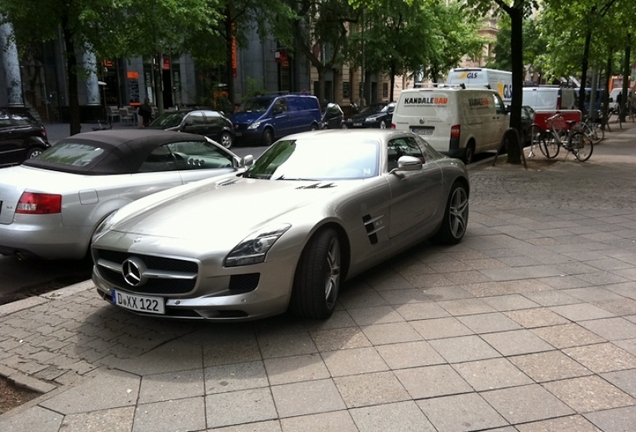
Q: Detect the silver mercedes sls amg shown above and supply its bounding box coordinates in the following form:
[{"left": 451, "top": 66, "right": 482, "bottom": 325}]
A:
[{"left": 91, "top": 130, "right": 470, "bottom": 321}]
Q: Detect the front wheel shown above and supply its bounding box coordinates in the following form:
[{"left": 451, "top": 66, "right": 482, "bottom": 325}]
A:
[
  {"left": 542, "top": 131, "right": 560, "bottom": 159},
  {"left": 310, "top": 123, "right": 319, "bottom": 131},
  {"left": 570, "top": 131, "right": 593, "bottom": 162},
  {"left": 290, "top": 228, "right": 341, "bottom": 319},
  {"left": 379, "top": 121, "right": 387, "bottom": 129},
  {"left": 592, "top": 123, "right": 604, "bottom": 142},
  {"left": 430, "top": 182, "right": 469, "bottom": 245},
  {"left": 262, "top": 128, "right": 274, "bottom": 146}
]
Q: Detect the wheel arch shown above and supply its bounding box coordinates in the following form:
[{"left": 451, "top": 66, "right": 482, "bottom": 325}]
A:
[{"left": 296, "top": 221, "right": 351, "bottom": 282}]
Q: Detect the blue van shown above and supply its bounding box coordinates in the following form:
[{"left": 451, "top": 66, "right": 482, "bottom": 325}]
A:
[{"left": 230, "top": 94, "right": 322, "bottom": 146}]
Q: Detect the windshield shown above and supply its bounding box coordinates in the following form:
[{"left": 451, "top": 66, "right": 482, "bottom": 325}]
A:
[
  {"left": 149, "top": 112, "right": 186, "bottom": 128},
  {"left": 359, "top": 103, "right": 387, "bottom": 115},
  {"left": 243, "top": 137, "right": 379, "bottom": 181},
  {"left": 236, "top": 97, "right": 275, "bottom": 114}
]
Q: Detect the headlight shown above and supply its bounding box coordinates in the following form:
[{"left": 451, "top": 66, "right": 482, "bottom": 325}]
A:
[
  {"left": 247, "top": 121, "right": 262, "bottom": 130},
  {"left": 92, "top": 211, "right": 118, "bottom": 244},
  {"left": 225, "top": 224, "right": 291, "bottom": 267}
]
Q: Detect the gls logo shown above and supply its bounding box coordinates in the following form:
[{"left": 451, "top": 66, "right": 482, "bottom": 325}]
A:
[
  {"left": 458, "top": 72, "right": 479, "bottom": 79},
  {"left": 498, "top": 83, "right": 513, "bottom": 99}
]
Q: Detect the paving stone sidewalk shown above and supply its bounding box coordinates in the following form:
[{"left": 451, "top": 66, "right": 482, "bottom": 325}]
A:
[{"left": 1, "top": 122, "right": 636, "bottom": 431}]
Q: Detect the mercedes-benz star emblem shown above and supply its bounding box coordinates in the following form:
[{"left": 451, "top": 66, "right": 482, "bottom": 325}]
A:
[
  {"left": 122, "top": 257, "right": 147, "bottom": 287},
  {"left": 419, "top": 119, "right": 425, "bottom": 125}
]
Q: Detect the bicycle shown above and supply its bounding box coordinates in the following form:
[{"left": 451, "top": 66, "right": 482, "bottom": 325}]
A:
[
  {"left": 530, "top": 113, "right": 593, "bottom": 162},
  {"left": 580, "top": 113, "right": 604, "bottom": 143}
]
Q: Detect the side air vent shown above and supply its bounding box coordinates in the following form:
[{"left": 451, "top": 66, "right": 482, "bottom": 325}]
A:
[
  {"left": 217, "top": 178, "right": 239, "bottom": 187},
  {"left": 362, "top": 214, "right": 384, "bottom": 245},
  {"left": 296, "top": 182, "right": 336, "bottom": 189}
]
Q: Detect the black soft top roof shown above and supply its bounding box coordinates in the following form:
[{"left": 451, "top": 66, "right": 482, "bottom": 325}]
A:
[{"left": 23, "top": 129, "right": 208, "bottom": 175}]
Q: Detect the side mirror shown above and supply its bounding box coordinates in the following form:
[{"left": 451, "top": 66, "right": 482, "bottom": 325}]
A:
[
  {"left": 242, "top": 155, "right": 254, "bottom": 168},
  {"left": 391, "top": 155, "right": 423, "bottom": 174}
]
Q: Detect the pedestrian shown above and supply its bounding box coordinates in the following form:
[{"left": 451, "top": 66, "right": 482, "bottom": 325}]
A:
[{"left": 138, "top": 98, "right": 153, "bottom": 127}]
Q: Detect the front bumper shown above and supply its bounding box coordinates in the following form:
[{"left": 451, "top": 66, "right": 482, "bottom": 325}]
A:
[{"left": 92, "top": 248, "right": 298, "bottom": 321}]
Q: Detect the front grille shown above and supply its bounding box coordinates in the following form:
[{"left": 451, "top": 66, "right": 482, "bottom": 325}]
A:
[{"left": 95, "top": 249, "right": 198, "bottom": 294}]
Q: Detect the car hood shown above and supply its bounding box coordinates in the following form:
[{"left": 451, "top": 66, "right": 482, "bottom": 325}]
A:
[
  {"left": 229, "top": 112, "right": 265, "bottom": 125},
  {"left": 109, "top": 177, "right": 347, "bottom": 242}
]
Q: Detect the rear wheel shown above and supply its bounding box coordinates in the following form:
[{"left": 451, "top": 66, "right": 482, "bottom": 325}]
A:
[
  {"left": 379, "top": 121, "right": 387, "bottom": 129},
  {"left": 26, "top": 146, "right": 46, "bottom": 159},
  {"left": 463, "top": 142, "right": 475, "bottom": 164},
  {"left": 430, "top": 182, "right": 469, "bottom": 245},
  {"left": 310, "top": 123, "right": 319, "bottom": 131},
  {"left": 570, "top": 131, "right": 593, "bottom": 162},
  {"left": 290, "top": 228, "right": 341, "bottom": 319},
  {"left": 220, "top": 131, "right": 233, "bottom": 149}
]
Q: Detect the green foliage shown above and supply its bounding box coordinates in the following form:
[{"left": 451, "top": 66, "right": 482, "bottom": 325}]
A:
[{"left": 243, "top": 77, "right": 268, "bottom": 100}]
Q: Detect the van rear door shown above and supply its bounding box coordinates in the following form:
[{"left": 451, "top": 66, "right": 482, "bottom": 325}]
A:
[{"left": 393, "top": 90, "right": 452, "bottom": 152}]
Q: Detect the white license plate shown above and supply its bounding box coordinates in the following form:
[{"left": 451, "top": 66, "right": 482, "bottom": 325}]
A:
[
  {"left": 353, "top": 123, "right": 362, "bottom": 127},
  {"left": 111, "top": 289, "right": 165, "bottom": 314},
  {"left": 411, "top": 127, "right": 434, "bottom": 135},
  {"left": 235, "top": 132, "right": 242, "bottom": 136}
]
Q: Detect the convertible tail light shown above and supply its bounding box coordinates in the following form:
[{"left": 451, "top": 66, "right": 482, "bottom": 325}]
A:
[
  {"left": 16, "top": 192, "right": 62, "bottom": 214},
  {"left": 40, "top": 127, "right": 47, "bottom": 137}
]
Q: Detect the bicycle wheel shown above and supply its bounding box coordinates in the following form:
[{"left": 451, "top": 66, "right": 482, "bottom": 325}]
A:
[
  {"left": 593, "top": 122, "right": 604, "bottom": 142},
  {"left": 570, "top": 131, "right": 593, "bottom": 162},
  {"left": 542, "top": 131, "right": 560, "bottom": 158}
]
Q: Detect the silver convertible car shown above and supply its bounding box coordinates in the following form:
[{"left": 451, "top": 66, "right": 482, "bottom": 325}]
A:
[
  {"left": 91, "top": 130, "right": 470, "bottom": 321},
  {"left": 0, "top": 129, "right": 249, "bottom": 260}
]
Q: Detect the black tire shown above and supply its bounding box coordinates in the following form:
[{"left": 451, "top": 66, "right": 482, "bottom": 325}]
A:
[
  {"left": 379, "top": 120, "right": 387, "bottom": 129},
  {"left": 570, "top": 131, "right": 593, "bottom": 162},
  {"left": 26, "top": 146, "right": 46, "bottom": 159},
  {"left": 310, "top": 123, "right": 319, "bottom": 131},
  {"left": 463, "top": 142, "right": 475, "bottom": 164},
  {"left": 262, "top": 128, "right": 274, "bottom": 146},
  {"left": 220, "top": 131, "right": 233, "bottom": 149},
  {"left": 593, "top": 123, "right": 604, "bottom": 142},
  {"left": 430, "top": 182, "right": 469, "bottom": 245},
  {"left": 290, "top": 227, "right": 341, "bottom": 319},
  {"left": 542, "top": 131, "right": 560, "bottom": 159}
]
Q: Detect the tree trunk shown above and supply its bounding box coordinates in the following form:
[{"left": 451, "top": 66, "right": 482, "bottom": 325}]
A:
[
  {"left": 389, "top": 63, "right": 396, "bottom": 101},
  {"left": 506, "top": 6, "right": 523, "bottom": 164},
  {"left": 61, "top": 12, "right": 81, "bottom": 135},
  {"left": 317, "top": 67, "right": 326, "bottom": 104},
  {"left": 224, "top": 4, "right": 235, "bottom": 106},
  {"left": 577, "top": 30, "right": 592, "bottom": 113},
  {"left": 155, "top": 53, "right": 164, "bottom": 114},
  {"left": 602, "top": 52, "right": 613, "bottom": 127},
  {"left": 620, "top": 36, "right": 631, "bottom": 122}
]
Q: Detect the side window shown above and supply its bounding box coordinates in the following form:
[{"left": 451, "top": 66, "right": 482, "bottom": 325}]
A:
[
  {"left": 139, "top": 145, "right": 178, "bottom": 172},
  {"left": 167, "top": 141, "right": 233, "bottom": 170},
  {"left": 492, "top": 94, "right": 506, "bottom": 115},
  {"left": 0, "top": 112, "right": 12, "bottom": 128},
  {"left": 273, "top": 98, "right": 288, "bottom": 114},
  {"left": 185, "top": 111, "right": 206, "bottom": 125},
  {"left": 387, "top": 137, "right": 424, "bottom": 171}
]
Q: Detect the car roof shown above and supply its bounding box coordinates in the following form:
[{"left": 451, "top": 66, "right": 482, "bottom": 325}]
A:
[
  {"left": 23, "top": 129, "right": 208, "bottom": 175},
  {"left": 282, "top": 129, "right": 411, "bottom": 143}
]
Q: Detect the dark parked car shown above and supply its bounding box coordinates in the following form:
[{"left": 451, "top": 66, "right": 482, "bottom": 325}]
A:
[
  {"left": 520, "top": 105, "right": 535, "bottom": 145},
  {"left": 149, "top": 109, "right": 235, "bottom": 149},
  {"left": 321, "top": 103, "right": 345, "bottom": 129},
  {"left": 0, "top": 110, "right": 50, "bottom": 167},
  {"left": 345, "top": 102, "right": 396, "bottom": 129}
]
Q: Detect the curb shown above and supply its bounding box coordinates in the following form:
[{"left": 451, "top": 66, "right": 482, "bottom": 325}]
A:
[{"left": 0, "top": 280, "right": 94, "bottom": 318}]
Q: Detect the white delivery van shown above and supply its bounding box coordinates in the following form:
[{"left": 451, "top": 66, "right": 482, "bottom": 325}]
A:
[
  {"left": 446, "top": 68, "right": 513, "bottom": 103},
  {"left": 392, "top": 87, "right": 509, "bottom": 163},
  {"left": 522, "top": 86, "right": 577, "bottom": 111}
]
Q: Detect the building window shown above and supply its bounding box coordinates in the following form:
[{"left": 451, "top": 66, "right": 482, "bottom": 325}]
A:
[
  {"left": 383, "top": 83, "right": 388, "bottom": 98},
  {"left": 343, "top": 82, "right": 350, "bottom": 99}
]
